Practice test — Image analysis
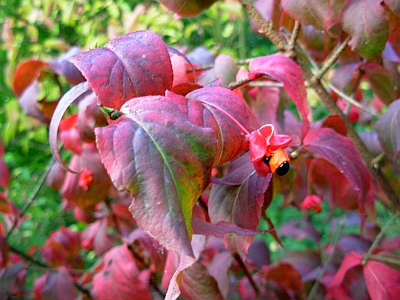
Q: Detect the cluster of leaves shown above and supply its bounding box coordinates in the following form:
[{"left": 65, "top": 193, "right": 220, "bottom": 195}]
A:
[{"left": 1, "top": 0, "right": 400, "bottom": 299}]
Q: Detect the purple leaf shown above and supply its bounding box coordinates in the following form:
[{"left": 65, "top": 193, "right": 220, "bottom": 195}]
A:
[
  {"left": 376, "top": 99, "right": 400, "bottom": 159},
  {"left": 279, "top": 220, "right": 321, "bottom": 243},
  {"left": 304, "top": 128, "right": 374, "bottom": 217},
  {"left": 49, "top": 47, "right": 85, "bottom": 85},
  {"left": 71, "top": 30, "right": 173, "bottom": 110},
  {"left": 37, "top": 267, "right": 77, "bottom": 300},
  {"left": 0, "top": 263, "right": 24, "bottom": 297},
  {"left": 208, "top": 153, "right": 272, "bottom": 259},
  {"left": 192, "top": 211, "right": 272, "bottom": 238},
  {"left": 248, "top": 54, "right": 310, "bottom": 136},
  {"left": 341, "top": 0, "right": 389, "bottom": 59}
]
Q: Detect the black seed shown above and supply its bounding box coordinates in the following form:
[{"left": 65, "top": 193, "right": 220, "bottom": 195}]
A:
[
  {"left": 262, "top": 156, "right": 271, "bottom": 166},
  {"left": 275, "top": 161, "right": 290, "bottom": 176}
]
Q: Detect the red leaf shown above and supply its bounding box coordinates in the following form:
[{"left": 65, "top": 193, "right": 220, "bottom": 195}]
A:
[
  {"left": 364, "top": 260, "right": 400, "bottom": 299},
  {"left": 265, "top": 262, "right": 306, "bottom": 298},
  {"left": 328, "top": 252, "right": 366, "bottom": 300},
  {"left": 12, "top": 60, "right": 49, "bottom": 97},
  {"left": 304, "top": 128, "right": 374, "bottom": 217},
  {"left": 248, "top": 54, "right": 310, "bottom": 136},
  {"left": 184, "top": 87, "right": 251, "bottom": 166},
  {"left": 180, "top": 261, "right": 224, "bottom": 300},
  {"left": 158, "top": 0, "right": 218, "bottom": 17},
  {"left": 81, "top": 219, "right": 114, "bottom": 257},
  {"left": 376, "top": 99, "right": 400, "bottom": 159},
  {"left": 96, "top": 95, "right": 217, "bottom": 257},
  {"left": 308, "top": 159, "right": 361, "bottom": 211},
  {"left": 208, "top": 153, "right": 272, "bottom": 259},
  {"left": 34, "top": 267, "right": 76, "bottom": 300},
  {"left": 71, "top": 30, "right": 173, "bottom": 110},
  {"left": 281, "top": 0, "right": 347, "bottom": 31},
  {"left": 341, "top": 0, "right": 389, "bottom": 59},
  {"left": 60, "top": 143, "right": 112, "bottom": 209},
  {"left": 92, "top": 244, "right": 151, "bottom": 300}
]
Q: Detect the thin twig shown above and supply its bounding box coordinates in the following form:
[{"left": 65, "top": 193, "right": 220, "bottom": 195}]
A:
[
  {"left": 362, "top": 212, "right": 400, "bottom": 265},
  {"left": 327, "top": 83, "right": 377, "bottom": 116},
  {"left": 6, "top": 157, "right": 55, "bottom": 238},
  {"left": 287, "top": 21, "right": 301, "bottom": 57},
  {"left": 9, "top": 245, "right": 93, "bottom": 298},
  {"left": 308, "top": 219, "right": 344, "bottom": 300},
  {"left": 128, "top": 244, "right": 166, "bottom": 298},
  {"left": 366, "top": 254, "right": 400, "bottom": 266},
  {"left": 313, "top": 36, "right": 351, "bottom": 82},
  {"left": 233, "top": 253, "right": 260, "bottom": 296}
]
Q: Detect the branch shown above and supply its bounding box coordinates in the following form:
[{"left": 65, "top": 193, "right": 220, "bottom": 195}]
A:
[
  {"left": 239, "top": 0, "right": 286, "bottom": 51},
  {"left": 307, "top": 219, "right": 344, "bottom": 300},
  {"left": 287, "top": 21, "right": 301, "bottom": 57},
  {"left": 9, "top": 244, "right": 92, "bottom": 298},
  {"left": 362, "top": 212, "right": 400, "bottom": 265},
  {"left": 313, "top": 36, "right": 351, "bottom": 82},
  {"left": 6, "top": 157, "right": 55, "bottom": 238},
  {"left": 233, "top": 253, "right": 260, "bottom": 296}
]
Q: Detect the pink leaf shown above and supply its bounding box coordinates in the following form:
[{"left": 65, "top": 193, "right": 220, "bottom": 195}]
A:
[
  {"left": 81, "top": 219, "right": 114, "bottom": 257},
  {"left": 92, "top": 244, "right": 151, "bottom": 300},
  {"left": 364, "top": 260, "right": 400, "bottom": 299},
  {"left": 71, "top": 30, "right": 173, "bottom": 110},
  {"left": 207, "top": 251, "right": 234, "bottom": 298},
  {"left": 248, "top": 54, "right": 310, "bottom": 136}
]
